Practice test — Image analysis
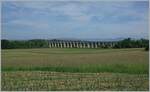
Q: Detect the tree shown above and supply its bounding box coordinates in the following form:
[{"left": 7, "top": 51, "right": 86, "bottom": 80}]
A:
[
  {"left": 1, "top": 39, "right": 10, "bottom": 49},
  {"left": 145, "top": 46, "right": 149, "bottom": 51}
]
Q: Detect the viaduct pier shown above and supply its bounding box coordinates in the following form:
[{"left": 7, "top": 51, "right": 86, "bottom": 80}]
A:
[{"left": 48, "top": 39, "right": 118, "bottom": 48}]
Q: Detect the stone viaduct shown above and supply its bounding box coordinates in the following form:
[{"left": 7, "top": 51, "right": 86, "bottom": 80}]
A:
[{"left": 48, "top": 39, "right": 118, "bottom": 48}]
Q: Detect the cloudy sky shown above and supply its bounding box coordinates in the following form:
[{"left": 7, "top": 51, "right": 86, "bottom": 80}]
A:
[{"left": 2, "top": 1, "right": 149, "bottom": 40}]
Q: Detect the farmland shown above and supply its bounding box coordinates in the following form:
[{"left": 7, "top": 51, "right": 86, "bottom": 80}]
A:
[{"left": 1, "top": 48, "right": 149, "bottom": 91}]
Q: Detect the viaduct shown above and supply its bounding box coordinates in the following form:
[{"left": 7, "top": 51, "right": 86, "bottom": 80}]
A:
[{"left": 49, "top": 39, "right": 118, "bottom": 48}]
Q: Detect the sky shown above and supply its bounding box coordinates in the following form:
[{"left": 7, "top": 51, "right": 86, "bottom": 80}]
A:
[{"left": 1, "top": 1, "right": 149, "bottom": 40}]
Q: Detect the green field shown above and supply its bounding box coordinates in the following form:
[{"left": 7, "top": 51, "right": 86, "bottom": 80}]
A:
[{"left": 1, "top": 48, "right": 149, "bottom": 91}]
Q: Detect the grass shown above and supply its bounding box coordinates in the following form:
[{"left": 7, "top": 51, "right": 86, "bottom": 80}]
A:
[
  {"left": 2, "top": 64, "right": 148, "bottom": 74},
  {"left": 2, "top": 71, "right": 149, "bottom": 91},
  {"left": 1, "top": 48, "right": 149, "bottom": 91},
  {"left": 2, "top": 48, "right": 149, "bottom": 74}
]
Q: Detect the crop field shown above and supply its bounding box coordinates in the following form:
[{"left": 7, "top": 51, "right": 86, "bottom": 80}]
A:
[{"left": 1, "top": 48, "right": 149, "bottom": 91}]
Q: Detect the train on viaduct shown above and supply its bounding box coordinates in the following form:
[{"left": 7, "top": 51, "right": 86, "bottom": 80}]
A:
[{"left": 48, "top": 39, "right": 118, "bottom": 48}]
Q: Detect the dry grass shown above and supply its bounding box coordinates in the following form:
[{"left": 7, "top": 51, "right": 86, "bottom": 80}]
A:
[
  {"left": 2, "top": 48, "right": 148, "bottom": 67},
  {"left": 1, "top": 48, "right": 149, "bottom": 91},
  {"left": 2, "top": 71, "right": 149, "bottom": 91}
]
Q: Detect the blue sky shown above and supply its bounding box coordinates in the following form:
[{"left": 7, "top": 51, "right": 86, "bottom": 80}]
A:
[{"left": 2, "top": 1, "right": 149, "bottom": 40}]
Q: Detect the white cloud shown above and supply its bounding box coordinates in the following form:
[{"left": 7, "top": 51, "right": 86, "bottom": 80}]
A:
[
  {"left": 2, "top": 1, "right": 148, "bottom": 39},
  {"left": 5, "top": 19, "right": 50, "bottom": 30},
  {"left": 6, "top": 1, "right": 148, "bottom": 23}
]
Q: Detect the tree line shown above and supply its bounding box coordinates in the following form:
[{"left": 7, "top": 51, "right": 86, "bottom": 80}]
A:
[
  {"left": 1, "top": 38, "right": 149, "bottom": 50},
  {"left": 1, "top": 39, "right": 49, "bottom": 49},
  {"left": 113, "top": 38, "right": 149, "bottom": 49}
]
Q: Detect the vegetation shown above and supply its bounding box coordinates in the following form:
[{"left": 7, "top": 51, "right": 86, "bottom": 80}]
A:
[
  {"left": 2, "top": 64, "right": 148, "bottom": 74},
  {"left": 2, "top": 48, "right": 148, "bottom": 72},
  {"left": 145, "top": 45, "right": 149, "bottom": 51},
  {"left": 2, "top": 71, "right": 148, "bottom": 91},
  {"left": 2, "top": 48, "right": 148, "bottom": 74},
  {"left": 1, "top": 39, "right": 49, "bottom": 49},
  {"left": 1, "top": 38, "right": 149, "bottom": 49},
  {"left": 1, "top": 48, "right": 149, "bottom": 90},
  {"left": 113, "top": 38, "right": 149, "bottom": 48}
]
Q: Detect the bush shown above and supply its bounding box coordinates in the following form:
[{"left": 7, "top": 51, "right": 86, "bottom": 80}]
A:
[{"left": 145, "top": 46, "right": 149, "bottom": 51}]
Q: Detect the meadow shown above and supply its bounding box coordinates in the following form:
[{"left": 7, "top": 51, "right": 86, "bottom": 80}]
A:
[{"left": 1, "top": 48, "right": 149, "bottom": 90}]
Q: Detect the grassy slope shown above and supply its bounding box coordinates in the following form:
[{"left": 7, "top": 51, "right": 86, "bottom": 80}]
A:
[{"left": 1, "top": 48, "right": 149, "bottom": 74}]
